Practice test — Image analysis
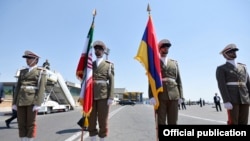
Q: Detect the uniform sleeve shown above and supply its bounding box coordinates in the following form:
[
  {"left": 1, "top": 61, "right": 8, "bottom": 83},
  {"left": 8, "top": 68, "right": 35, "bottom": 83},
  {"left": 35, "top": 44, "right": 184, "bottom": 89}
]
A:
[
  {"left": 244, "top": 67, "right": 250, "bottom": 98},
  {"left": 108, "top": 63, "right": 115, "bottom": 99},
  {"left": 216, "top": 67, "right": 230, "bottom": 103},
  {"left": 175, "top": 62, "right": 183, "bottom": 99},
  {"left": 34, "top": 70, "right": 47, "bottom": 106},
  {"left": 12, "top": 70, "right": 24, "bottom": 105}
]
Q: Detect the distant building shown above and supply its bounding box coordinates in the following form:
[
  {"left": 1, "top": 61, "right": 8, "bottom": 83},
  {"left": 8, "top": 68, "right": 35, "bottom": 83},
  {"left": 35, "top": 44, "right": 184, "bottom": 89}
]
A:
[
  {"left": 1, "top": 81, "right": 144, "bottom": 103},
  {"left": 114, "top": 88, "right": 143, "bottom": 103},
  {"left": 65, "top": 81, "right": 81, "bottom": 97}
]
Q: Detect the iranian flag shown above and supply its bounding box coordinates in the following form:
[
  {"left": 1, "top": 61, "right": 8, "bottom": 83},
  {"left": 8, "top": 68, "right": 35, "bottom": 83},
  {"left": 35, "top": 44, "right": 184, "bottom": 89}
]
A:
[{"left": 76, "top": 20, "right": 94, "bottom": 128}]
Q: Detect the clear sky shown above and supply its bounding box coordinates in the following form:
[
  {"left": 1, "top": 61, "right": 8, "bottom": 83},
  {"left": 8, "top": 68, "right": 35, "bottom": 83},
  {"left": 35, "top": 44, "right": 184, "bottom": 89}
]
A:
[{"left": 0, "top": 0, "right": 249, "bottom": 102}]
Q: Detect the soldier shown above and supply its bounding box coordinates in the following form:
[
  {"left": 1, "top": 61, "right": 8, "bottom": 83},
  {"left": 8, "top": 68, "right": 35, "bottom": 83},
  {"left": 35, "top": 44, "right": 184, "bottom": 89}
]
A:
[
  {"left": 89, "top": 40, "right": 114, "bottom": 141},
  {"left": 181, "top": 98, "right": 186, "bottom": 110},
  {"left": 213, "top": 93, "right": 222, "bottom": 112},
  {"left": 5, "top": 108, "right": 17, "bottom": 128},
  {"left": 42, "top": 59, "right": 50, "bottom": 70},
  {"left": 216, "top": 43, "right": 250, "bottom": 125},
  {"left": 0, "top": 82, "right": 4, "bottom": 103},
  {"left": 149, "top": 39, "right": 183, "bottom": 126},
  {"left": 12, "top": 50, "right": 47, "bottom": 141},
  {"left": 5, "top": 85, "right": 17, "bottom": 128}
]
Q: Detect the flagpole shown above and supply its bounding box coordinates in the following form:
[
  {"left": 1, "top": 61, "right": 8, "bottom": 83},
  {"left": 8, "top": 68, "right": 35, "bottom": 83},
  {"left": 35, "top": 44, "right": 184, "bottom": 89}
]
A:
[
  {"left": 80, "top": 9, "right": 97, "bottom": 141},
  {"left": 147, "top": 4, "right": 158, "bottom": 141},
  {"left": 92, "top": 9, "right": 97, "bottom": 23},
  {"left": 227, "top": 110, "right": 232, "bottom": 125}
]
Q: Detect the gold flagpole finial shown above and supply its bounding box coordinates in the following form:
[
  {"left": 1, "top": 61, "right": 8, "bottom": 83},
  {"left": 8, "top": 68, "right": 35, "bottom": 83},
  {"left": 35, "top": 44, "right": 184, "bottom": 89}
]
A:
[
  {"left": 147, "top": 3, "right": 151, "bottom": 15},
  {"left": 92, "top": 9, "right": 97, "bottom": 23},
  {"left": 92, "top": 9, "right": 97, "bottom": 17}
]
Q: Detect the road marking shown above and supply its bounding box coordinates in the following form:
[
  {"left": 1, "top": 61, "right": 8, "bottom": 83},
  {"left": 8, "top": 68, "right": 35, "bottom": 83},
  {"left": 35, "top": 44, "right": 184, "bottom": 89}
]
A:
[
  {"left": 146, "top": 104, "right": 227, "bottom": 124},
  {"left": 64, "top": 106, "right": 125, "bottom": 141},
  {"left": 179, "top": 113, "right": 227, "bottom": 124}
]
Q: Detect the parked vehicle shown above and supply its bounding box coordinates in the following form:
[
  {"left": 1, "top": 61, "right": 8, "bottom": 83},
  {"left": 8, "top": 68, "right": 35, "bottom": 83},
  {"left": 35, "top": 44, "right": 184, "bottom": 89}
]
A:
[{"left": 118, "top": 100, "right": 136, "bottom": 106}]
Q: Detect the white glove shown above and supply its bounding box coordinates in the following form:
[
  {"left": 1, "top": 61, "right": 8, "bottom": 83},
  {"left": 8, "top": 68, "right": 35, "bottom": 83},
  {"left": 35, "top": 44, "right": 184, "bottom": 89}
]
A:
[
  {"left": 149, "top": 98, "right": 156, "bottom": 105},
  {"left": 224, "top": 102, "right": 233, "bottom": 110},
  {"left": 12, "top": 105, "right": 17, "bottom": 111},
  {"left": 32, "top": 105, "right": 41, "bottom": 112},
  {"left": 107, "top": 99, "right": 113, "bottom": 106}
]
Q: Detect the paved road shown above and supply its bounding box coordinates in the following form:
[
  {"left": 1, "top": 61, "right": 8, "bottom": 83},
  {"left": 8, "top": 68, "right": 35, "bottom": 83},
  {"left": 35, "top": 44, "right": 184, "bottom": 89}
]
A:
[{"left": 0, "top": 104, "right": 249, "bottom": 141}]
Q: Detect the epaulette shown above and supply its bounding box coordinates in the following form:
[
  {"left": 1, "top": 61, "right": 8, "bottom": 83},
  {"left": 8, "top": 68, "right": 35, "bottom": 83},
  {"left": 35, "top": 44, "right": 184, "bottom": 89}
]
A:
[
  {"left": 237, "top": 63, "right": 247, "bottom": 71},
  {"left": 105, "top": 60, "right": 113, "bottom": 75},
  {"left": 237, "top": 62, "right": 246, "bottom": 66},
  {"left": 20, "top": 67, "right": 28, "bottom": 71},
  {"left": 37, "top": 67, "right": 47, "bottom": 73},
  {"left": 37, "top": 66, "right": 46, "bottom": 70},
  {"left": 170, "top": 59, "right": 178, "bottom": 64},
  {"left": 170, "top": 59, "right": 177, "bottom": 62},
  {"left": 105, "top": 60, "right": 113, "bottom": 64}
]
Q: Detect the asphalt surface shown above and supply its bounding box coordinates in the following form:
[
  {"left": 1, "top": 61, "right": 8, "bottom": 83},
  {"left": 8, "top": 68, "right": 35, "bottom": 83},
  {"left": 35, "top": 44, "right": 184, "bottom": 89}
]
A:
[{"left": 1, "top": 103, "right": 250, "bottom": 141}]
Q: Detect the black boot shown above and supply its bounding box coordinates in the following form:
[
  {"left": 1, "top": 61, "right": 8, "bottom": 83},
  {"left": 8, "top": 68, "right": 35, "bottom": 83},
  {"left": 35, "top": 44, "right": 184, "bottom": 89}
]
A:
[{"left": 5, "top": 120, "right": 10, "bottom": 128}]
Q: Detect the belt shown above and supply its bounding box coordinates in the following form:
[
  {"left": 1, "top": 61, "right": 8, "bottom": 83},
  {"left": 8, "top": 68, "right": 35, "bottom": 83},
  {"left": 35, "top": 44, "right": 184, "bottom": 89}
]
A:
[
  {"left": 226, "top": 82, "right": 245, "bottom": 86},
  {"left": 94, "top": 80, "right": 107, "bottom": 84},
  {"left": 21, "top": 86, "right": 38, "bottom": 90},
  {"left": 162, "top": 77, "right": 176, "bottom": 82}
]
